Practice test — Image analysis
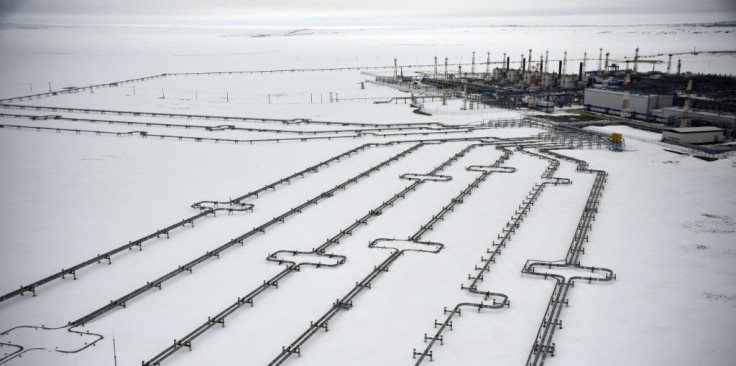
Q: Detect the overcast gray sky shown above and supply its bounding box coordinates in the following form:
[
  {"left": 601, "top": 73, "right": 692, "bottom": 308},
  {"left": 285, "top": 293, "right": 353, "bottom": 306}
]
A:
[{"left": 1, "top": 0, "right": 735, "bottom": 25}]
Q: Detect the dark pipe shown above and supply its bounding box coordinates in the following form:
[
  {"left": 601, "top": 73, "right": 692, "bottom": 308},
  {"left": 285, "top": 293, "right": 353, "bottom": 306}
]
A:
[
  {"left": 578, "top": 62, "right": 583, "bottom": 81},
  {"left": 521, "top": 58, "right": 526, "bottom": 75},
  {"left": 558, "top": 61, "right": 562, "bottom": 77}
]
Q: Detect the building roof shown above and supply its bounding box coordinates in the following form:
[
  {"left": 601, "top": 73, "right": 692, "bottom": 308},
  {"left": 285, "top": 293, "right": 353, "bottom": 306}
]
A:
[
  {"left": 586, "top": 87, "right": 668, "bottom": 97},
  {"left": 667, "top": 127, "right": 724, "bottom": 134}
]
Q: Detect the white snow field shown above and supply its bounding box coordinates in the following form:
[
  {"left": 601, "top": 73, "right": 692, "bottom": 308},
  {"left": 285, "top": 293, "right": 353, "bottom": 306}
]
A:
[{"left": 0, "top": 24, "right": 735, "bottom": 366}]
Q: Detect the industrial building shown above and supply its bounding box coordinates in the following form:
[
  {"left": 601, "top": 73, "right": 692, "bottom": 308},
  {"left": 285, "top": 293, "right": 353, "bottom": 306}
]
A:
[
  {"left": 583, "top": 88, "right": 674, "bottom": 120},
  {"left": 662, "top": 127, "right": 726, "bottom": 144},
  {"left": 655, "top": 107, "right": 736, "bottom": 131}
]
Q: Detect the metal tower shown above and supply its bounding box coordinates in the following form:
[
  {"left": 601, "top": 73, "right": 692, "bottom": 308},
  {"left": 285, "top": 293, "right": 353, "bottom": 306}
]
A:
[
  {"left": 486, "top": 52, "right": 491, "bottom": 76},
  {"left": 471, "top": 51, "right": 476, "bottom": 75},
  {"left": 681, "top": 78, "right": 693, "bottom": 127},
  {"left": 633, "top": 47, "right": 639, "bottom": 73}
]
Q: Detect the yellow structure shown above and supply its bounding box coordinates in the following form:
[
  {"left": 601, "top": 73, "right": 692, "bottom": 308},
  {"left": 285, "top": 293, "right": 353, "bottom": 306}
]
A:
[{"left": 611, "top": 133, "right": 623, "bottom": 143}]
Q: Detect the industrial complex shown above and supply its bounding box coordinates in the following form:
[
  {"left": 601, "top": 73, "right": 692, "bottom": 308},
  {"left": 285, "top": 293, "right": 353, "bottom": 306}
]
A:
[
  {"left": 373, "top": 48, "right": 736, "bottom": 154},
  {"left": 1, "top": 31, "right": 734, "bottom": 366}
]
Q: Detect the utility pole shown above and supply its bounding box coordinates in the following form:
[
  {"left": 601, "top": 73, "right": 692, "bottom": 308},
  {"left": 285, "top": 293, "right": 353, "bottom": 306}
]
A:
[{"left": 112, "top": 331, "right": 118, "bottom": 366}]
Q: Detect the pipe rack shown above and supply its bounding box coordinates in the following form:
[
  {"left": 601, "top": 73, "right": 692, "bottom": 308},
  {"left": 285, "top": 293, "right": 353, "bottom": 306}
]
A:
[
  {"left": 414, "top": 145, "right": 574, "bottom": 364},
  {"left": 0, "top": 141, "right": 392, "bottom": 304},
  {"left": 0, "top": 61, "right": 518, "bottom": 104},
  {"left": 269, "top": 240, "right": 444, "bottom": 366},
  {"left": 0, "top": 324, "right": 104, "bottom": 364},
  {"left": 519, "top": 146, "right": 614, "bottom": 366},
  {"left": 143, "top": 141, "right": 488, "bottom": 366},
  {"left": 522, "top": 261, "right": 615, "bottom": 366},
  {"left": 269, "top": 142, "right": 524, "bottom": 366},
  {"left": 0, "top": 103, "right": 452, "bottom": 129},
  {"left": 0, "top": 122, "right": 488, "bottom": 145},
  {"left": 69, "top": 143, "right": 422, "bottom": 327},
  {"left": 2, "top": 130, "right": 612, "bottom": 364},
  {"left": 0, "top": 111, "right": 476, "bottom": 136}
]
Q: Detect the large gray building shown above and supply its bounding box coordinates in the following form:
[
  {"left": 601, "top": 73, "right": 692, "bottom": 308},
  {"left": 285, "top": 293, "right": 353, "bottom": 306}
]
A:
[{"left": 583, "top": 88, "right": 674, "bottom": 120}]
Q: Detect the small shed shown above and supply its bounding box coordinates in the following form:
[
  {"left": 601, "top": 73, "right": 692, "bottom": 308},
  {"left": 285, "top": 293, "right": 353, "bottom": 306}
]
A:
[{"left": 662, "top": 127, "right": 725, "bottom": 144}]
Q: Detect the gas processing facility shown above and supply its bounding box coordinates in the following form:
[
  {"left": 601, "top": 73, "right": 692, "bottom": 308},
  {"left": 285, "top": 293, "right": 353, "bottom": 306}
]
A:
[{"left": 373, "top": 49, "right": 736, "bottom": 154}]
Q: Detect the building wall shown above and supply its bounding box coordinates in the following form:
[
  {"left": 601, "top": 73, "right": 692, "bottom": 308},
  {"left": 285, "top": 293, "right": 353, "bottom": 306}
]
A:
[
  {"left": 662, "top": 130, "right": 724, "bottom": 144},
  {"left": 657, "top": 107, "right": 736, "bottom": 125},
  {"left": 584, "top": 88, "right": 673, "bottom": 116}
]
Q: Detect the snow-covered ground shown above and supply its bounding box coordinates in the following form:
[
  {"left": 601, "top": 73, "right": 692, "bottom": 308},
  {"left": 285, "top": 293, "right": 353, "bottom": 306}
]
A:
[{"left": 0, "top": 24, "right": 735, "bottom": 366}]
